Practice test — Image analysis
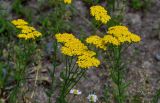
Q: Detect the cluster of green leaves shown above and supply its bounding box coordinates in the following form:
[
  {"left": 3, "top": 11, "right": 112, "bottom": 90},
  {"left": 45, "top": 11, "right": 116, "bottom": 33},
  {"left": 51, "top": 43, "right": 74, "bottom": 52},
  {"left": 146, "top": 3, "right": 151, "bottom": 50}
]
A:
[
  {"left": 83, "top": 0, "right": 100, "bottom": 5},
  {"left": 152, "top": 89, "right": 160, "bottom": 103},
  {"left": 130, "top": 0, "right": 152, "bottom": 10},
  {"left": 57, "top": 56, "right": 86, "bottom": 103}
]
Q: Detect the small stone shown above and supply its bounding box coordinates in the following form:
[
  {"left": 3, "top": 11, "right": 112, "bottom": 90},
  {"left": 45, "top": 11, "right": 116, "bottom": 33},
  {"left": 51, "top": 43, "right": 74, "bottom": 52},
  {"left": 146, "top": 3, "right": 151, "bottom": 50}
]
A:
[
  {"left": 142, "top": 61, "right": 152, "bottom": 69},
  {"left": 46, "top": 41, "right": 54, "bottom": 55},
  {"left": 74, "top": 1, "right": 87, "bottom": 17},
  {"left": 155, "top": 52, "right": 160, "bottom": 61},
  {"left": 0, "top": 99, "right": 5, "bottom": 103},
  {"left": 123, "top": 13, "right": 142, "bottom": 30}
]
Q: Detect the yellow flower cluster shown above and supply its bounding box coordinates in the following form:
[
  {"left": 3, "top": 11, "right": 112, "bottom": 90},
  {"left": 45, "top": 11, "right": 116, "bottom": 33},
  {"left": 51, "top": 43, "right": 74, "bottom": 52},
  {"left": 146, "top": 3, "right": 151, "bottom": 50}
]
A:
[
  {"left": 11, "top": 19, "right": 42, "bottom": 40},
  {"left": 77, "top": 51, "right": 100, "bottom": 68},
  {"left": 64, "top": 0, "right": 72, "bottom": 4},
  {"left": 106, "top": 26, "right": 141, "bottom": 44},
  {"left": 86, "top": 35, "right": 106, "bottom": 50},
  {"left": 55, "top": 33, "right": 100, "bottom": 68},
  {"left": 90, "top": 5, "right": 111, "bottom": 24},
  {"left": 86, "top": 26, "right": 141, "bottom": 48},
  {"left": 56, "top": 33, "right": 88, "bottom": 56}
]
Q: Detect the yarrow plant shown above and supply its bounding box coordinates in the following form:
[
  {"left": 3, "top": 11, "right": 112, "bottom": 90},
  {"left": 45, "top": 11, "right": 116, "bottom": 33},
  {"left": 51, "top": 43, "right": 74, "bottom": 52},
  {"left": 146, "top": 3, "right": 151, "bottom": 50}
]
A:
[
  {"left": 86, "top": 4, "right": 141, "bottom": 103},
  {"left": 55, "top": 33, "right": 100, "bottom": 68},
  {"left": 9, "top": 19, "right": 42, "bottom": 102},
  {"left": 55, "top": 33, "right": 100, "bottom": 103},
  {"left": 86, "top": 26, "right": 141, "bottom": 102},
  {"left": 86, "top": 27, "right": 141, "bottom": 103}
]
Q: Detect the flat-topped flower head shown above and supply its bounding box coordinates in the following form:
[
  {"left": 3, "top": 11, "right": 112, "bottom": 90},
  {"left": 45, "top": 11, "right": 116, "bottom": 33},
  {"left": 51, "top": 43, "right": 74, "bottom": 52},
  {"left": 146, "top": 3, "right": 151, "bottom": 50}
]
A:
[
  {"left": 11, "top": 19, "right": 28, "bottom": 26},
  {"left": 64, "top": 0, "right": 72, "bottom": 4},
  {"left": 90, "top": 5, "right": 111, "bottom": 24},
  {"left": 55, "top": 33, "right": 100, "bottom": 69},
  {"left": 70, "top": 89, "right": 82, "bottom": 95},
  {"left": 107, "top": 26, "right": 130, "bottom": 38},
  {"left": 55, "top": 33, "right": 75, "bottom": 43},
  {"left": 11, "top": 19, "right": 42, "bottom": 40},
  {"left": 86, "top": 26, "right": 141, "bottom": 49},
  {"left": 86, "top": 35, "right": 107, "bottom": 50},
  {"left": 56, "top": 33, "right": 87, "bottom": 56},
  {"left": 107, "top": 26, "right": 141, "bottom": 44},
  {"left": 87, "top": 94, "right": 98, "bottom": 102}
]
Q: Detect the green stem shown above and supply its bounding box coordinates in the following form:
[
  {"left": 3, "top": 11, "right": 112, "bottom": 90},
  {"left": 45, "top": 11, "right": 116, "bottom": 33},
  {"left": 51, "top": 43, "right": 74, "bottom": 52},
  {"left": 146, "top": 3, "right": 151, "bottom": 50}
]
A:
[
  {"left": 64, "top": 69, "right": 86, "bottom": 96},
  {"left": 111, "top": 46, "right": 125, "bottom": 103}
]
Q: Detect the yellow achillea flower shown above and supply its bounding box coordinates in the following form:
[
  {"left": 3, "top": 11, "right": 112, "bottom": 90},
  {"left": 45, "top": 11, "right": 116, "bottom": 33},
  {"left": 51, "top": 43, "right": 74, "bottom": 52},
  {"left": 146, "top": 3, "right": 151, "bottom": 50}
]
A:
[
  {"left": 11, "top": 19, "right": 42, "bottom": 40},
  {"left": 107, "top": 26, "right": 141, "bottom": 44},
  {"left": 55, "top": 33, "right": 100, "bottom": 68},
  {"left": 86, "top": 35, "right": 107, "bottom": 50},
  {"left": 86, "top": 26, "right": 141, "bottom": 49},
  {"left": 90, "top": 5, "right": 111, "bottom": 24},
  {"left": 56, "top": 33, "right": 87, "bottom": 56},
  {"left": 55, "top": 33, "right": 77, "bottom": 43},
  {"left": 12, "top": 19, "right": 28, "bottom": 26},
  {"left": 64, "top": 0, "right": 72, "bottom": 4}
]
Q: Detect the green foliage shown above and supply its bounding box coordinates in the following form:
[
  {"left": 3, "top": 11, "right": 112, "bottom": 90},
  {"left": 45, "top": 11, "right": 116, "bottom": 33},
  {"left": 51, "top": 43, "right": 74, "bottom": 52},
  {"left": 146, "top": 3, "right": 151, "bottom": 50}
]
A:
[
  {"left": 12, "top": 0, "right": 33, "bottom": 22},
  {"left": 107, "top": 15, "right": 123, "bottom": 27},
  {"left": 131, "top": 0, "right": 143, "bottom": 10},
  {"left": 110, "top": 46, "right": 128, "bottom": 103},
  {"left": 106, "top": 0, "right": 116, "bottom": 11},
  {"left": 0, "top": 62, "right": 5, "bottom": 89},
  {"left": 103, "top": 84, "right": 110, "bottom": 103},
  {"left": 83, "top": 0, "right": 100, "bottom": 4},
  {"left": 131, "top": 94, "right": 142, "bottom": 103},
  {"left": 12, "top": 0, "right": 22, "bottom": 14},
  {"left": 0, "top": 17, "right": 15, "bottom": 35},
  {"left": 130, "top": 0, "right": 151, "bottom": 10},
  {"left": 57, "top": 56, "right": 86, "bottom": 103},
  {"left": 37, "top": 2, "right": 73, "bottom": 37},
  {"left": 152, "top": 89, "right": 160, "bottom": 103}
]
